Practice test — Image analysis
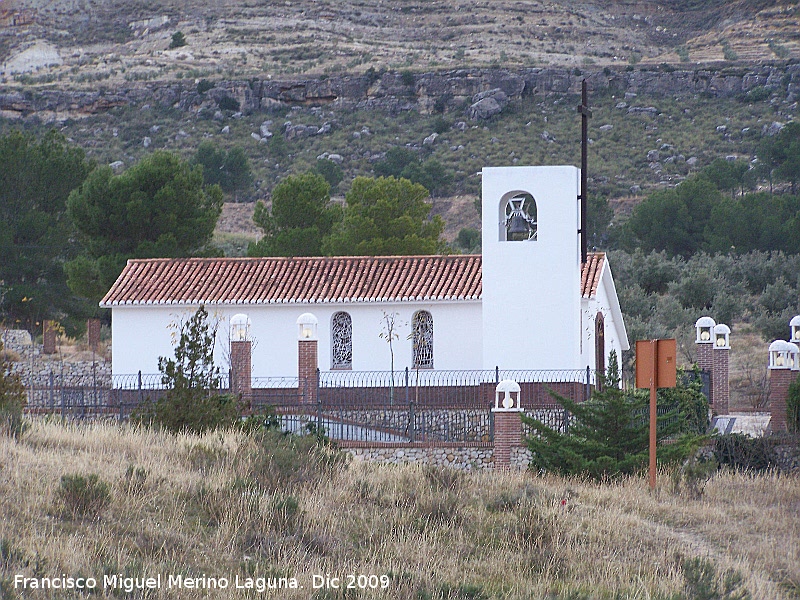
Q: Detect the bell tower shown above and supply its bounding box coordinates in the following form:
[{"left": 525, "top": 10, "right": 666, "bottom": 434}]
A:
[{"left": 481, "top": 166, "right": 582, "bottom": 370}]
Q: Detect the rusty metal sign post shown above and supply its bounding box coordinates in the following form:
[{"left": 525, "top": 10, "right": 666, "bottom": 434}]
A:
[{"left": 635, "top": 339, "right": 677, "bottom": 490}]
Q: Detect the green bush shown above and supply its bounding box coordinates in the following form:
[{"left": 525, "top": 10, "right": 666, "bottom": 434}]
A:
[
  {"left": 682, "top": 557, "right": 751, "bottom": 600},
  {"left": 135, "top": 307, "right": 242, "bottom": 434},
  {"left": 197, "top": 79, "right": 214, "bottom": 94},
  {"left": 0, "top": 342, "right": 26, "bottom": 440},
  {"left": 58, "top": 474, "right": 111, "bottom": 518},
  {"left": 170, "top": 31, "right": 187, "bottom": 49},
  {"left": 714, "top": 434, "right": 778, "bottom": 472},
  {"left": 246, "top": 429, "right": 347, "bottom": 492},
  {"left": 786, "top": 375, "right": 800, "bottom": 433},
  {"left": 217, "top": 95, "right": 240, "bottom": 112}
]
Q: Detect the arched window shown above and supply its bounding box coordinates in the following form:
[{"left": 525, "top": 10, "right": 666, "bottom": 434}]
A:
[
  {"left": 331, "top": 312, "right": 352, "bottom": 369},
  {"left": 412, "top": 310, "right": 434, "bottom": 369},
  {"left": 500, "top": 192, "right": 537, "bottom": 242},
  {"left": 595, "top": 312, "right": 606, "bottom": 389}
]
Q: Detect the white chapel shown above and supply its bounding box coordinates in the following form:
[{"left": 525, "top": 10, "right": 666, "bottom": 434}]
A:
[{"left": 101, "top": 165, "right": 629, "bottom": 379}]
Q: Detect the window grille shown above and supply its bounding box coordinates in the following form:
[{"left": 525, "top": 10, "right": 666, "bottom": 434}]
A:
[
  {"left": 412, "top": 311, "right": 434, "bottom": 369},
  {"left": 331, "top": 312, "right": 352, "bottom": 369}
]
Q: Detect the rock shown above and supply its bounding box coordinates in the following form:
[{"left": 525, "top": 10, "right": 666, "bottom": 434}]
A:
[
  {"left": 615, "top": 101, "right": 628, "bottom": 109},
  {"left": 423, "top": 132, "right": 438, "bottom": 146},
  {"left": 221, "top": 125, "right": 230, "bottom": 134},
  {"left": 143, "top": 137, "right": 151, "bottom": 148},
  {"left": 624, "top": 92, "right": 638, "bottom": 100},
  {"left": 627, "top": 106, "right": 658, "bottom": 116},
  {"left": 647, "top": 149, "right": 660, "bottom": 161},
  {"left": 317, "top": 122, "right": 332, "bottom": 135},
  {"left": 599, "top": 124, "right": 613, "bottom": 131},
  {"left": 352, "top": 131, "right": 361, "bottom": 139},
  {"left": 630, "top": 185, "right": 642, "bottom": 194},
  {"left": 251, "top": 132, "right": 261, "bottom": 141},
  {"left": 541, "top": 130, "right": 555, "bottom": 142},
  {"left": 468, "top": 97, "right": 502, "bottom": 120},
  {"left": 472, "top": 88, "right": 509, "bottom": 108},
  {"left": 109, "top": 161, "right": 125, "bottom": 171},
  {"left": 455, "top": 121, "right": 467, "bottom": 131},
  {"left": 716, "top": 125, "right": 727, "bottom": 133},
  {"left": 765, "top": 121, "right": 785, "bottom": 136},
  {"left": 725, "top": 155, "right": 737, "bottom": 161},
  {"left": 213, "top": 111, "right": 225, "bottom": 121},
  {"left": 150, "top": 125, "right": 160, "bottom": 133},
  {"left": 328, "top": 154, "right": 343, "bottom": 164},
  {"left": 686, "top": 156, "right": 699, "bottom": 167},
  {"left": 259, "top": 120, "right": 273, "bottom": 137}
]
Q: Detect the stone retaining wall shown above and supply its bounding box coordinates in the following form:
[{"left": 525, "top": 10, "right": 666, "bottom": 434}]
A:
[{"left": 345, "top": 442, "right": 531, "bottom": 470}]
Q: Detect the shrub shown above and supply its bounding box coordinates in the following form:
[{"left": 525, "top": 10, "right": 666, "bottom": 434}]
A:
[
  {"left": 197, "top": 79, "right": 214, "bottom": 94},
  {"left": 0, "top": 342, "right": 26, "bottom": 440},
  {"left": 682, "top": 557, "right": 751, "bottom": 600},
  {"left": 217, "top": 95, "right": 240, "bottom": 112},
  {"left": 58, "top": 474, "right": 111, "bottom": 518},
  {"left": 170, "top": 31, "right": 187, "bottom": 49},
  {"left": 139, "top": 306, "right": 241, "bottom": 434},
  {"left": 245, "top": 429, "right": 347, "bottom": 492},
  {"left": 714, "top": 434, "right": 778, "bottom": 472},
  {"left": 787, "top": 375, "right": 800, "bottom": 433}
]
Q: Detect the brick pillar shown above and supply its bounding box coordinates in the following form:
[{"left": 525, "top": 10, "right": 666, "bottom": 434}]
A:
[
  {"left": 493, "top": 410, "right": 522, "bottom": 469},
  {"left": 712, "top": 348, "right": 729, "bottom": 415},
  {"left": 697, "top": 342, "right": 714, "bottom": 406},
  {"left": 298, "top": 339, "right": 318, "bottom": 404},
  {"left": 43, "top": 320, "right": 57, "bottom": 354},
  {"left": 768, "top": 368, "right": 794, "bottom": 434},
  {"left": 230, "top": 340, "right": 252, "bottom": 406}
]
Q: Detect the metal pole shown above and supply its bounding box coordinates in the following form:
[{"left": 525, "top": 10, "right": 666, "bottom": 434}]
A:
[
  {"left": 316, "top": 368, "right": 322, "bottom": 437},
  {"left": 577, "top": 79, "right": 592, "bottom": 265},
  {"left": 586, "top": 365, "right": 591, "bottom": 401},
  {"left": 649, "top": 340, "right": 658, "bottom": 491}
]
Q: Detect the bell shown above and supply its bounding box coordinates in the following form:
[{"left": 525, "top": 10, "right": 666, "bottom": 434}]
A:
[{"left": 507, "top": 212, "right": 530, "bottom": 240}]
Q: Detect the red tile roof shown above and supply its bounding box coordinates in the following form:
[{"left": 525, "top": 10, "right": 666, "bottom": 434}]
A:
[
  {"left": 580, "top": 252, "right": 605, "bottom": 298},
  {"left": 100, "top": 253, "right": 605, "bottom": 307}
]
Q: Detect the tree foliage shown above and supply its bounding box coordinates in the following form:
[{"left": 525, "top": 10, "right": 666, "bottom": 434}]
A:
[
  {"left": 192, "top": 142, "right": 253, "bottom": 202},
  {"left": 323, "top": 176, "right": 445, "bottom": 256},
  {"left": 137, "top": 306, "right": 239, "bottom": 433},
  {"left": 249, "top": 171, "right": 340, "bottom": 257},
  {"left": 0, "top": 130, "right": 95, "bottom": 332},
  {"left": 373, "top": 147, "right": 453, "bottom": 196},
  {"left": 66, "top": 151, "right": 223, "bottom": 302},
  {"left": 622, "top": 175, "right": 723, "bottom": 257},
  {"left": 523, "top": 352, "right": 704, "bottom": 480},
  {"left": 759, "top": 122, "right": 800, "bottom": 194}
]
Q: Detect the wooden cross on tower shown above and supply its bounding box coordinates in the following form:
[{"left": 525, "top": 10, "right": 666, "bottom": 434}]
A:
[{"left": 577, "top": 79, "right": 592, "bottom": 265}]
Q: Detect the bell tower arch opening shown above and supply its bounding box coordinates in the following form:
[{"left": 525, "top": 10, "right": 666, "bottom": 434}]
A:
[{"left": 499, "top": 191, "right": 538, "bottom": 242}]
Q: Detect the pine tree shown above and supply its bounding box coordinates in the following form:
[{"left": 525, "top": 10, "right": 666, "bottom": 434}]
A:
[{"left": 523, "top": 351, "right": 700, "bottom": 480}]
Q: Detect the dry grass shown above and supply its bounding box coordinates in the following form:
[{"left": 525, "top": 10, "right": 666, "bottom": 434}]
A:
[{"left": 1, "top": 419, "right": 799, "bottom": 599}]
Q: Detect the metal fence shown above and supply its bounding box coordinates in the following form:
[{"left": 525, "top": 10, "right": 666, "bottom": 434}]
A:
[{"left": 22, "top": 368, "right": 598, "bottom": 443}]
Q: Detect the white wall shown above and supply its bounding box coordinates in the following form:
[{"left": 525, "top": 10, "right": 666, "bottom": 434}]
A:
[
  {"left": 111, "top": 300, "right": 483, "bottom": 379},
  {"left": 579, "top": 266, "right": 629, "bottom": 380},
  {"left": 481, "top": 166, "right": 582, "bottom": 370}
]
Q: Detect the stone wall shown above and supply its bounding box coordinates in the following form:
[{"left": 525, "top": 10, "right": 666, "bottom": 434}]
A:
[{"left": 344, "top": 441, "right": 531, "bottom": 470}]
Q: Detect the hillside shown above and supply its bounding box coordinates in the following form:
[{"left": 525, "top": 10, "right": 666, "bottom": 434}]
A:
[{"left": 1, "top": 0, "right": 798, "bottom": 87}]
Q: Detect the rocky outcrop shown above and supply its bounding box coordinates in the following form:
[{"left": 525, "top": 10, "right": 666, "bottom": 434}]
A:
[{"left": 2, "top": 64, "right": 798, "bottom": 120}]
